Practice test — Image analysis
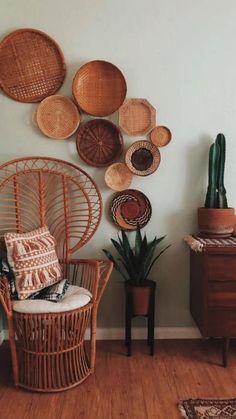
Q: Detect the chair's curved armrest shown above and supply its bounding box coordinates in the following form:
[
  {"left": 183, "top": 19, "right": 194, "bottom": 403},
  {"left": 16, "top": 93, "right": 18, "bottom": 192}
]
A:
[
  {"left": 64, "top": 259, "right": 113, "bottom": 304},
  {"left": 0, "top": 276, "right": 13, "bottom": 316}
]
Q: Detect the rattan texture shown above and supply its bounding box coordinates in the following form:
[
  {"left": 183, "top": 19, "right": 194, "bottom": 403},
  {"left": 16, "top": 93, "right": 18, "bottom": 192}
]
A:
[
  {"left": 0, "top": 157, "right": 113, "bottom": 392},
  {"left": 150, "top": 126, "right": 172, "bottom": 147},
  {"left": 125, "top": 140, "right": 161, "bottom": 176},
  {"left": 110, "top": 189, "right": 152, "bottom": 230},
  {"left": 105, "top": 163, "right": 133, "bottom": 191},
  {"left": 0, "top": 157, "right": 102, "bottom": 257},
  {"left": 0, "top": 29, "right": 66, "bottom": 103},
  {"left": 119, "top": 98, "right": 156, "bottom": 135},
  {"left": 76, "top": 119, "right": 124, "bottom": 167},
  {"left": 36, "top": 95, "right": 81, "bottom": 139},
  {"left": 72, "top": 60, "right": 127, "bottom": 116}
]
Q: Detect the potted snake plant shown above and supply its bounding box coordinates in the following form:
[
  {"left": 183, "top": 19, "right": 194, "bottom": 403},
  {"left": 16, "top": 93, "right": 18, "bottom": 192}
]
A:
[
  {"left": 198, "top": 133, "right": 234, "bottom": 237},
  {"left": 103, "top": 229, "right": 170, "bottom": 315}
]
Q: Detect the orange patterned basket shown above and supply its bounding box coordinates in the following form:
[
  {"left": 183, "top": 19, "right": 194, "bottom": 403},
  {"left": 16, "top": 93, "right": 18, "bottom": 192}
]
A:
[
  {"left": 72, "top": 60, "right": 127, "bottom": 117},
  {"left": 119, "top": 98, "right": 156, "bottom": 135},
  {"left": 110, "top": 189, "right": 152, "bottom": 230},
  {"left": 150, "top": 126, "right": 172, "bottom": 147},
  {"left": 76, "top": 119, "right": 124, "bottom": 167},
  {"left": 36, "top": 95, "right": 81, "bottom": 139},
  {"left": 105, "top": 163, "right": 133, "bottom": 191},
  {"left": 0, "top": 28, "right": 66, "bottom": 103}
]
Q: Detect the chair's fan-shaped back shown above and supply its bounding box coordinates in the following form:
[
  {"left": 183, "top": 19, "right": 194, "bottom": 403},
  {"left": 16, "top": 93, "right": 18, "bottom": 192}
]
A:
[{"left": 0, "top": 157, "right": 102, "bottom": 259}]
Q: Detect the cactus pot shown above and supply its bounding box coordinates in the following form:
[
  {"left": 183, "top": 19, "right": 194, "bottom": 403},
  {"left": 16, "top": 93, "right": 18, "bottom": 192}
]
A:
[
  {"left": 125, "top": 280, "right": 156, "bottom": 316},
  {"left": 198, "top": 207, "right": 235, "bottom": 238}
]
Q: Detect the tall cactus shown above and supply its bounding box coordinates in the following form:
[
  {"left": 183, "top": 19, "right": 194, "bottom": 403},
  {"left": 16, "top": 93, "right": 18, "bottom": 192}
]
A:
[{"left": 204, "top": 133, "right": 228, "bottom": 208}]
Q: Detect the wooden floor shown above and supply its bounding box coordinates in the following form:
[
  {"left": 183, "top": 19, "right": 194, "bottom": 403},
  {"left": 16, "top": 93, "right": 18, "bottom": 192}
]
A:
[{"left": 1, "top": 339, "right": 236, "bottom": 419}]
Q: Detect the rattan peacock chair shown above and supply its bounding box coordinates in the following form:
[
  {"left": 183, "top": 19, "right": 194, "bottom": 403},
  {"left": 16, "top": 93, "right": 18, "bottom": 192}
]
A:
[{"left": 0, "top": 156, "right": 113, "bottom": 392}]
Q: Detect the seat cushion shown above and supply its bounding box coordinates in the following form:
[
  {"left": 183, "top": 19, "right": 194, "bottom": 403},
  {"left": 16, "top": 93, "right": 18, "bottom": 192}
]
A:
[
  {"left": 13, "top": 285, "right": 92, "bottom": 313},
  {"left": 4, "top": 226, "right": 62, "bottom": 300}
]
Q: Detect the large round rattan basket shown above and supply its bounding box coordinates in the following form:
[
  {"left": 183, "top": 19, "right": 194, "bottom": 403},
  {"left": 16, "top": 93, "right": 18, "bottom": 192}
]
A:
[
  {"left": 72, "top": 60, "right": 127, "bottom": 116},
  {"left": 36, "top": 95, "right": 81, "bottom": 139},
  {"left": 0, "top": 28, "right": 66, "bottom": 103}
]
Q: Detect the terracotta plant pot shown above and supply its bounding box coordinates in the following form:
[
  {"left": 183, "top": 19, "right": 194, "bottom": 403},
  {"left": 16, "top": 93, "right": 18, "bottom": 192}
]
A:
[
  {"left": 198, "top": 207, "right": 235, "bottom": 238},
  {"left": 125, "top": 280, "right": 156, "bottom": 316}
]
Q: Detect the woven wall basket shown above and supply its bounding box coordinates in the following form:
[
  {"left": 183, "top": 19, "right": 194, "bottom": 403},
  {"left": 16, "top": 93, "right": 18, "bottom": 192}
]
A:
[
  {"left": 119, "top": 98, "right": 156, "bottom": 136},
  {"left": 76, "top": 119, "right": 124, "bottom": 167},
  {"left": 105, "top": 163, "right": 133, "bottom": 191},
  {"left": 72, "top": 60, "right": 127, "bottom": 117},
  {"left": 125, "top": 140, "right": 161, "bottom": 176},
  {"left": 150, "top": 126, "right": 172, "bottom": 147},
  {"left": 36, "top": 95, "right": 81, "bottom": 139},
  {"left": 0, "top": 28, "right": 66, "bottom": 103},
  {"left": 110, "top": 189, "right": 152, "bottom": 231}
]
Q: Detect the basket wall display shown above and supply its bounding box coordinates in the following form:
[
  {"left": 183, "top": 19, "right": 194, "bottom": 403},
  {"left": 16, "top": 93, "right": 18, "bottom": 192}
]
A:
[
  {"left": 125, "top": 140, "right": 161, "bottom": 176},
  {"left": 119, "top": 98, "right": 156, "bottom": 136},
  {"left": 36, "top": 95, "right": 81, "bottom": 139},
  {"left": 110, "top": 189, "right": 152, "bottom": 230},
  {"left": 150, "top": 126, "right": 172, "bottom": 147},
  {"left": 0, "top": 29, "right": 66, "bottom": 103},
  {"left": 76, "top": 119, "right": 124, "bottom": 167},
  {"left": 72, "top": 60, "right": 127, "bottom": 117},
  {"left": 105, "top": 163, "right": 133, "bottom": 191}
]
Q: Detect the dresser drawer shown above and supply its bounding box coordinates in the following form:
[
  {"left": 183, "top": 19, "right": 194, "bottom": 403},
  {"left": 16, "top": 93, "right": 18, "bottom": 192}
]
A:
[
  {"left": 208, "top": 281, "right": 236, "bottom": 308},
  {"left": 207, "top": 254, "right": 236, "bottom": 281},
  {"left": 207, "top": 308, "right": 236, "bottom": 336}
]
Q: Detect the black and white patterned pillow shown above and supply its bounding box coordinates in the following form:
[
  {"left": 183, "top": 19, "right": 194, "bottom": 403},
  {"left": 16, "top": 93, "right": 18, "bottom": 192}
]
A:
[
  {"left": 0, "top": 255, "right": 18, "bottom": 300},
  {"left": 29, "top": 279, "right": 69, "bottom": 302}
]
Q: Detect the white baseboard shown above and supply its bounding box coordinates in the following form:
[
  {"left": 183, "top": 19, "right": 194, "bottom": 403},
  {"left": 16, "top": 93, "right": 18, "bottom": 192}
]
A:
[
  {"left": 0, "top": 327, "right": 201, "bottom": 343},
  {"left": 0, "top": 330, "right": 5, "bottom": 345}
]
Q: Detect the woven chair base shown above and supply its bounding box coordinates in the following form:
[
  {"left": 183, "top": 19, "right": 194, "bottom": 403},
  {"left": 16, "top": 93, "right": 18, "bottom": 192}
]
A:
[{"left": 14, "top": 304, "right": 93, "bottom": 392}]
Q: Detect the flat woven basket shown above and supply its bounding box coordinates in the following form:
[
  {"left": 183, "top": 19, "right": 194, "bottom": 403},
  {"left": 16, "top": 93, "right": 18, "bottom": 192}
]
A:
[
  {"left": 119, "top": 98, "right": 156, "bottom": 136},
  {"left": 36, "top": 95, "right": 81, "bottom": 139},
  {"left": 105, "top": 163, "right": 133, "bottom": 191},
  {"left": 0, "top": 28, "right": 66, "bottom": 103},
  {"left": 110, "top": 189, "right": 152, "bottom": 231},
  {"left": 150, "top": 126, "right": 172, "bottom": 147},
  {"left": 125, "top": 140, "right": 161, "bottom": 176},
  {"left": 76, "top": 119, "right": 124, "bottom": 167},
  {"left": 72, "top": 60, "right": 127, "bottom": 117}
]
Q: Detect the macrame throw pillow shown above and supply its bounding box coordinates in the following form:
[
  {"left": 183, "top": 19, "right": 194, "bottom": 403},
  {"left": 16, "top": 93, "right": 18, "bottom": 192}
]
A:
[{"left": 4, "top": 226, "right": 62, "bottom": 300}]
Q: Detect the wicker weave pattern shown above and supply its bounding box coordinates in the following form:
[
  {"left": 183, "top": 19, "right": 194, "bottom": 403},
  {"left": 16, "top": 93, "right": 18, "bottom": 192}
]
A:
[
  {"left": 105, "top": 163, "right": 133, "bottom": 191},
  {"left": 150, "top": 126, "right": 172, "bottom": 147},
  {"left": 0, "top": 157, "right": 102, "bottom": 257},
  {"left": 36, "top": 96, "right": 80, "bottom": 139},
  {"left": 125, "top": 140, "right": 161, "bottom": 176},
  {"left": 0, "top": 29, "right": 66, "bottom": 103},
  {"left": 0, "top": 157, "right": 113, "bottom": 392},
  {"left": 72, "top": 60, "right": 127, "bottom": 116},
  {"left": 119, "top": 99, "right": 156, "bottom": 135},
  {"left": 110, "top": 189, "right": 152, "bottom": 230},
  {"left": 76, "top": 119, "right": 123, "bottom": 167}
]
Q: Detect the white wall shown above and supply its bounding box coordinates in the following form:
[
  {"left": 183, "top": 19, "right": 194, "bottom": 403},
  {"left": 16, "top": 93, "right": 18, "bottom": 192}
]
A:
[{"left": 1, "top": 0, "right": 236, "bottom": 329}]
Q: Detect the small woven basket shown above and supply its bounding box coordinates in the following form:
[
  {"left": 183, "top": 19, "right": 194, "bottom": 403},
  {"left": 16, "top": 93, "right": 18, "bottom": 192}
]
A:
[
  {"left": 125, "top": 140, "right": 161, "bottom": 176},
  {"left": 36, "top": 95, "right": 81, "bottom": 139},
  {"left": 105, "top": 163, "right": 133, "bottom": 191},
  {"left": 72, "top": 60, "right": 127, "bottom": 117},
  {"left": 0, "top": 28, "right": 66, "bottom": 103},
  {"left": 150, "top": 126, "right": 172, "bottom": 147}
]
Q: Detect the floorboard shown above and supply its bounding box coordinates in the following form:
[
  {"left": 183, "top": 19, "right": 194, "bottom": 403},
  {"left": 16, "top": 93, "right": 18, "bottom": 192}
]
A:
[{"left": 1, "top": 339, "right": 236, "bottom": 419}]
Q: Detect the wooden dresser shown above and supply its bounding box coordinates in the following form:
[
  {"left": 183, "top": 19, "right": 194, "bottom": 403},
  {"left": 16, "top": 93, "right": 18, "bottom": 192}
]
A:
[{"left": 189, "top": 238, "right": 236, "bottom": 366}]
